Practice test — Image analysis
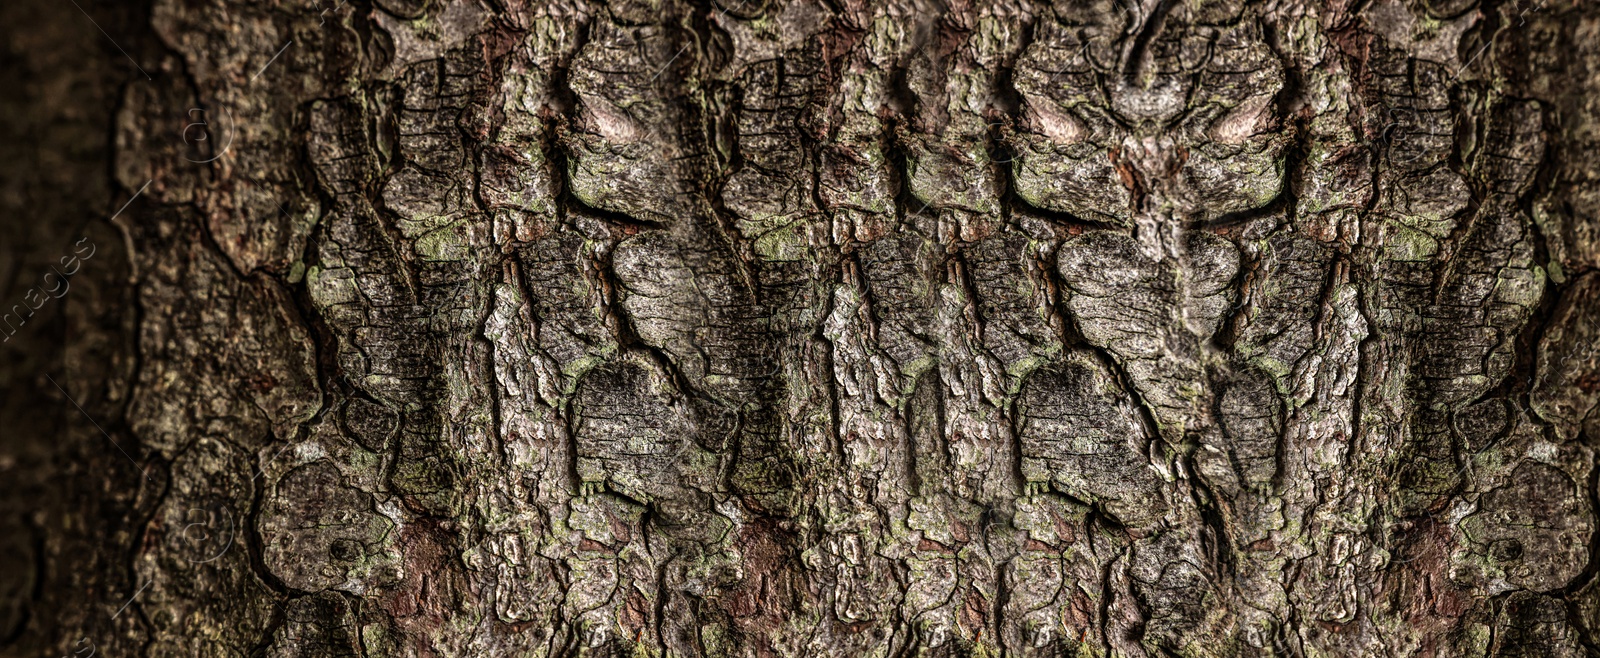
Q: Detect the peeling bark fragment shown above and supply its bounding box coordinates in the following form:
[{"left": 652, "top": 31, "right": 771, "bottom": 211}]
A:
[
  {"left": 137, "top": 438, "right": 274, "bottom": 658},
  {"left": 260, "top": 461, "right": 400, "bottom": 593},
  {"left": 1455, "top": 462, "right": 1591, "bottom": 594},
  {"left": 1057, "top": 229, "right": 1240, "bottom": 444},
  {"left": 268, "top": 591, "right": 364, "bottom": 658},
  {"left": 564, "top": 5, "right": 700, "bottom": 225},
  {"left": 1490, "top": 591, "right": 1587, "bottom": 658},
  {"left": 130, "top": 225, "right": 321, "bottom": 455},
  {"left": 1532, "top": 273, "right": 1600, "bottom": 441},
  {"left": 1018, "top": 352, "right": 1167, "bottom": 527}
]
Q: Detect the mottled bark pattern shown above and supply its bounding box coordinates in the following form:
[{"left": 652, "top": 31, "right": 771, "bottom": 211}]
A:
[{"left": 6, "top": 0, "right": 1600, "bottom": 656}]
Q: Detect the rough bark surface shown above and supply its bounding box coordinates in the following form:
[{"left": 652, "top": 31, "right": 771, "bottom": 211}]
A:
[{"left": 3, "top": 0, "right": 1600, "bottom": 656}]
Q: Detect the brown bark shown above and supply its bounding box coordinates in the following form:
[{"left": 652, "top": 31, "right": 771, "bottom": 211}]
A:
[{"left": 3, "top": 0, "right": 1600, "bottom": 656}]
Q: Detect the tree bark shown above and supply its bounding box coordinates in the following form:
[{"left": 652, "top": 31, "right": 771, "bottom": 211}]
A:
[{"left": 3, "top": 0, "right": 1600, "bottom": 655}]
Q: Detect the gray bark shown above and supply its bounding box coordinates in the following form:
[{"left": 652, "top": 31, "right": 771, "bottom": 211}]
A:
[{"left": 2, "top": 0, "right": 1600, "bottom": 656}]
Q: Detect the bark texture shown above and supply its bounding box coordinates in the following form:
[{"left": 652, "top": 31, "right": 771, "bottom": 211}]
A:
[{"left": 3, "top": 0, "right": 1600, "bottom": 655}]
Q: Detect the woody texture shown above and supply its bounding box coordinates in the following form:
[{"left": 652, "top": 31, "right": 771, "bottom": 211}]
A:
[{"left": 3, "top": 0, "right": 1600, "bottom": 655}]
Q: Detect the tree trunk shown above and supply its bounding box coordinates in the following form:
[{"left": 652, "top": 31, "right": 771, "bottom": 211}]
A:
[{"left": 3, "top": 0, "right": 1600, "bottom": 655}]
